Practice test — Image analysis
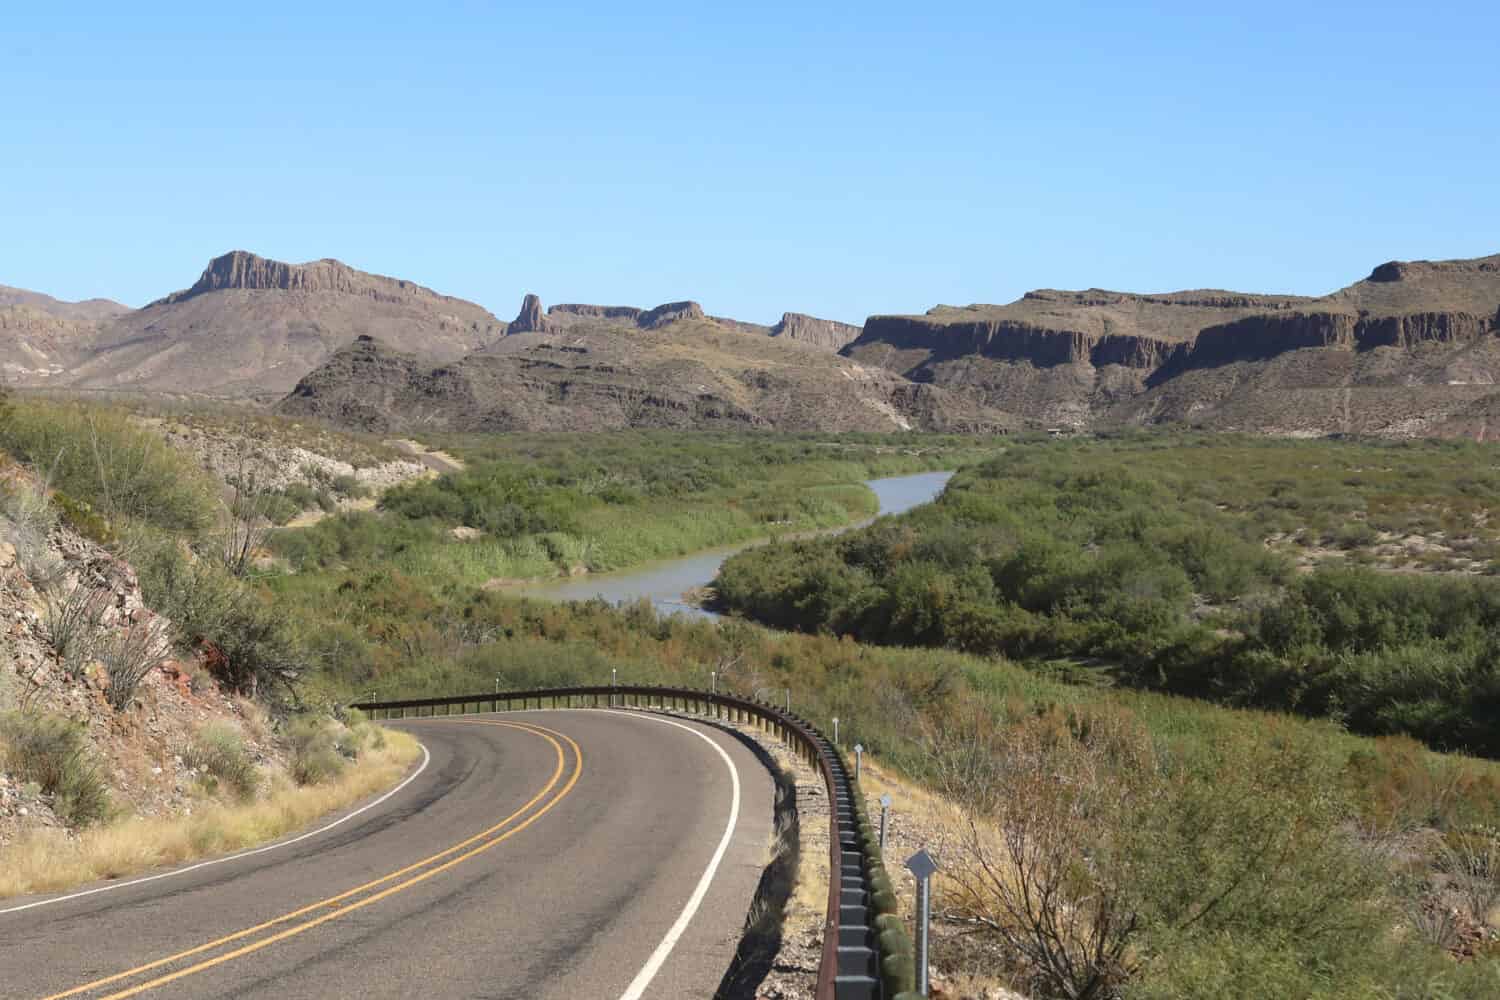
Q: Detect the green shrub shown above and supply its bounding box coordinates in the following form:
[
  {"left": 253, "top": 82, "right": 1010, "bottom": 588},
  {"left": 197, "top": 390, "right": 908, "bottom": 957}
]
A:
[
  {"left": 134, "top": 536, "right": 304, "bottom": 697},
  {"left": 331, "top": 475, "right": 369, "bottom": 499},
  {"left": 0, "top": 711, "right": 111, "bottom": 827},
  {"left": 186, "top": 721, "right": 260, "bottom": 801},
  {"left": 288, "top": 717, "right": 345, "bottom": 785}
]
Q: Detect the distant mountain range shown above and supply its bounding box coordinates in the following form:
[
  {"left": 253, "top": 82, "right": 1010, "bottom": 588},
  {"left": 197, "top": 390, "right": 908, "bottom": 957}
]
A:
[{"left": 5, "top": 248, "right": 1499, "bottom": 438}]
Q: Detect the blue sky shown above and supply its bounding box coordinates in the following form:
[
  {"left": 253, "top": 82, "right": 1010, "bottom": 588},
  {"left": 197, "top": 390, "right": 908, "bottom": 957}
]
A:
[{"left": 3, "top": 2, "right": 1496, "bottom": 324}]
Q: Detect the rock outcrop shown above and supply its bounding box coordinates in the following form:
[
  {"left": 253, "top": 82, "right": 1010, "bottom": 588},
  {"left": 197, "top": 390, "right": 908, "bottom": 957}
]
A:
[
  {"left": 769, "top": 312, "right": 863, "bottom": 352},
  {"left": 845, "top": 253, "right": 1500, "bottom": 435},
  {"left": 508, "top": 293, "right": 553, "bottom": 334},
  {"left": 637, "top": 301, "right": 705, "bottom": 330}
]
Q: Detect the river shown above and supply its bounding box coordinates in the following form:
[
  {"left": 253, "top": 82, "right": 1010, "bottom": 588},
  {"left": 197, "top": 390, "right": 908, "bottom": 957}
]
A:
[{"left": 517, "top": 470, "right": 954, "bottom": 619}]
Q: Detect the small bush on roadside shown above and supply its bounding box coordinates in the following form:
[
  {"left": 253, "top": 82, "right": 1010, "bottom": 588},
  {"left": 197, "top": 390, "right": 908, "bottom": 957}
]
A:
[
  {"left": 288, "top": 717, "right": 345, "bottom": 785},
  {"left": 0, "top": 711, "right": 111, "bottom": 827},
  {"left": 185, "top": 721, "right": 260, "bottom": 801},
  {"left": 334, "top": 708, "right": 381, "bottom": 757}
]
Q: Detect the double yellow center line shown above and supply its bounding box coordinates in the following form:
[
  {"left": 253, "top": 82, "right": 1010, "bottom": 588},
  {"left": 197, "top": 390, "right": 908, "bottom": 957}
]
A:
[{"left": 43, "top": 720, "right": 582, "bottom": 1000}]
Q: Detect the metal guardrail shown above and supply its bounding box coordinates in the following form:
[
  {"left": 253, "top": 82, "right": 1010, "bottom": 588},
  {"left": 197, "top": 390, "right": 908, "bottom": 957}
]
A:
[{"left": 350, "top": 685, "right": 917, "bottom": 999}]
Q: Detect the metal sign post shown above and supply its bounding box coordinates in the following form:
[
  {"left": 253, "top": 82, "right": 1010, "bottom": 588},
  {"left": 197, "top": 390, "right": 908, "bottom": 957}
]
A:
[
  {"left": 494, "top": 677, "right": 500, "bottom": 695},
  {"left": 832, "top": 716, "right": 840, "bottom": 745},
  {"left": 905, "top": 849, "right": 939, "bottom": 996},
  {"left": 853, "top": 743, "right": 864, "bottom": 781},
  {"left": 879, "top": 793, "right": 892, "bottom": 852},
  {"left": 710, "top": 671, "right": 717, "bottom": 694},
  {"left": 785, "top": 687, "right": 791, "bottom": 713},
  {"left": 611, "top": 667, "right": 617, "bottom": 707}
]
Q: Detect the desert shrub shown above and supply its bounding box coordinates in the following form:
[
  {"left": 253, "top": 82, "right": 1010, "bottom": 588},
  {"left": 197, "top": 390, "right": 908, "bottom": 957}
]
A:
[
  {"left": 99, "top": 619, "right": 172, "bottom": 710},
  {"left": 51, "top": 491, "right": 114, "bottom": 545},
  {"left": 186, "top": 721, "right": 260, "bottom": 801},
  {"left": 1, "top": 478, "right": 64, "bottom": 589},
  {"left": 334, "top": 709, "right": 382, "bottom": 757},
  {"left": 0, "top": 711, "right": 111, "bottom": 827},
  {"left": 135, "top": 538, "right": 304, "bottom": 697},
  {"left": 42, "top": 585, "right": 111, "bottom": 678},
  {"left": 288, "top": 717, "right": 345, "bottom": 785},
  {"left": 331, "top": 474, "right": 369, "bottom": 499},
  {"left": 931, "top": 707, "right": 1406, "bottom": 999},
  {"left": 1332, "top": 519, "right": 1380, "bottom": 550}
]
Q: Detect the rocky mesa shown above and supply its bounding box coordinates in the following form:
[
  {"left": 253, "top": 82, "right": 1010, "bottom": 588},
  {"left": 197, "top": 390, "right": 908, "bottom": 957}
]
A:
[
  {"left": 60, "top": 251, "right": 504, "bottom": 399},
  {"left": 845, "top": 253, "right": 1500, "bottom": 436}
]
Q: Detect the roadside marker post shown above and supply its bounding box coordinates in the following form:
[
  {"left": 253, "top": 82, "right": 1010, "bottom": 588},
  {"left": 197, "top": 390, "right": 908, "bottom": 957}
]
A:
[
  {"left": 784, "top": 687, "right": 790, "bottom": 713},
  {"left": 905, "top": 848, "right": 939, "bottom": 997},
  {"left": 832, "top": 716, "right": 840, "bottom": 746},
  {"left": 853, "top": 743, "right": 864, "bottom": 781},
  {"left": 879, "top": 793, "right": 891, "bottom": 852}
]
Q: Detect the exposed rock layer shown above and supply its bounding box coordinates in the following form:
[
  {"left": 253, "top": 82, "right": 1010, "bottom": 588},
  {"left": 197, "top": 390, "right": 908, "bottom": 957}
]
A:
[
  {"left": 845, "top": 254, "right": 1500, "bottom": 435},
  {"left": 770, "top": 312, "right": 863, "bottom": 352}
]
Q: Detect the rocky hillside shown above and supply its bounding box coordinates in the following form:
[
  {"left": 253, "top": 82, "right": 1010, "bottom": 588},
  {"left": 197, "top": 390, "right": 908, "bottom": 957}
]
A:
[
  {"left": 845, "top": 253, "right": 1500, "bottom": 435},
  {"left": 277, "top": 302, "right": 1016, "bottom": 434},
  {"left": 0, "top": 463, "right": 273, "bottom": 845},
  {"left": 0, "top": 285, "right": 129, "bottom": 383},
  {"left": 59, "top": 251, "right": 504, "bottom": 399}
]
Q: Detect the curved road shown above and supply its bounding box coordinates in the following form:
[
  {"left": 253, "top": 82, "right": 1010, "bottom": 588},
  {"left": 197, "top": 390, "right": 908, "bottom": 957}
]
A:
[{"left": 0, "top": 710, "right": 775, "bottom": 999}]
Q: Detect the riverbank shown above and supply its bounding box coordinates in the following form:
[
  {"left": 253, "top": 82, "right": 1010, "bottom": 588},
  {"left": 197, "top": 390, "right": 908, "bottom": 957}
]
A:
[{"left": 518, "top": 471, "right": 954, "bottom": 617}]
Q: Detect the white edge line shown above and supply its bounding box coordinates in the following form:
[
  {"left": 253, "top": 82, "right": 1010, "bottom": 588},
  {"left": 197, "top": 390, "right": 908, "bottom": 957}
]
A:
[
  {"left": 0, "top": 742, "right": 432, "bottom": 916},
  {"left": 599, "top": 709, "right": 743, "bottom": 1000}
]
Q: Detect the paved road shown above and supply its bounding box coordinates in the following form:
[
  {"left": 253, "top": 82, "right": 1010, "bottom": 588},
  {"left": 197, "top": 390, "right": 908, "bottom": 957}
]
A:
[{"left": 0, "top": 710, "right": 774, "bottom": 1000}]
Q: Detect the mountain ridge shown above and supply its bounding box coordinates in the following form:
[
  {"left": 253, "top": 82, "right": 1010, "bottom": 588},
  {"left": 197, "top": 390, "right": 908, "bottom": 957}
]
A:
[{"left": 844, "top": 252, "right": 1500, "bottom": 435}]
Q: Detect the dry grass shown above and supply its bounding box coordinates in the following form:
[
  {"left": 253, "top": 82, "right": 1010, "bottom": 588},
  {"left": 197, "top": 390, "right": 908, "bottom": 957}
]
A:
[
  {"left": 856, "top": 756, "right": 975, "bottom": 914},
  {"left": 0, "top": 728, "right": 420, "bottom": 900}
]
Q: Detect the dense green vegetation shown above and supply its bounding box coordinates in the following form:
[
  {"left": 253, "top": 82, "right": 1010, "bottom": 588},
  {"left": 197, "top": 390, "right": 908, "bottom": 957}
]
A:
[
  {"left": 277, "top": 432, "right": 993, "bottom": 581},
  {"left": 715, "top": 434, "right": 1500, "bottom": 757}
]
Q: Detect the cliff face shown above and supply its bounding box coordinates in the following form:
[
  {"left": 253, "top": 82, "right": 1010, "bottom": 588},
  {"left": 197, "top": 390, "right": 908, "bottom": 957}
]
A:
[
  {"left": 769, "top": 312, "right": 862, "bottom": 352},
  {"left": 637, "top": 300, "right": 705, "bottom": 329},
  {"left": 549, "top": 303, "right": 644, "bottom": 323},
  {"left": 845, "top": 253, "right": 1500, "bottom": 435}
]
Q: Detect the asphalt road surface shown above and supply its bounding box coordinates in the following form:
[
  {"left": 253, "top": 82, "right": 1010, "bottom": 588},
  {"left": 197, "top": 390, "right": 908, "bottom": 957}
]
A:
[{"left": 0, "top": 709, "right": 775, "bottom": 999}]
